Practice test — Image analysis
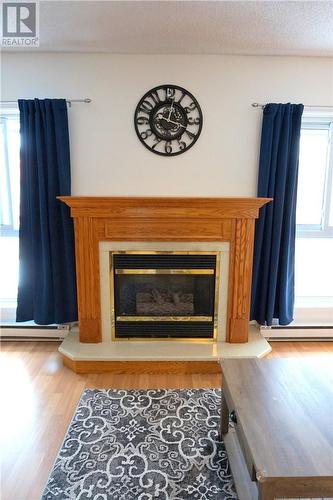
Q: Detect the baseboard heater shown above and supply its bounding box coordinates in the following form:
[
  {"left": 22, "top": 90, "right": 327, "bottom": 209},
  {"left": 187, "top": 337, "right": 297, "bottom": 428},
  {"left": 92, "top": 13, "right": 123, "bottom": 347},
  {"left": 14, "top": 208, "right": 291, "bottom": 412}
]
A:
[
  {"left": 0, "top": 324, "right": 70, "bottom": 341},
  {"left": 261, "top": 325, "right": 333, "bottom": 341}
]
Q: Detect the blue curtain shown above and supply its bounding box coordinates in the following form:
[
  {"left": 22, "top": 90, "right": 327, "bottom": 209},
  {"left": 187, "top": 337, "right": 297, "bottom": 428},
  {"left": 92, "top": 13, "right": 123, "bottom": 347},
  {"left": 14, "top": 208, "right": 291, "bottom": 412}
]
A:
[
  {"left": 251, "top": 103, "right": 304, "bottom": 326},
  {"left": 16, "top": 99, "right": 78, "bottom": 324}
]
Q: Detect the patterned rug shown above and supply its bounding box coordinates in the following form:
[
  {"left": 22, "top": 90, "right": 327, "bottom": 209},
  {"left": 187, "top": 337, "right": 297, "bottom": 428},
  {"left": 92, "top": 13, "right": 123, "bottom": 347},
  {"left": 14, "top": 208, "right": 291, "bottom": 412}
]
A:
[{"left": 42, "top": 389, "right": 237, "bottom": 499}]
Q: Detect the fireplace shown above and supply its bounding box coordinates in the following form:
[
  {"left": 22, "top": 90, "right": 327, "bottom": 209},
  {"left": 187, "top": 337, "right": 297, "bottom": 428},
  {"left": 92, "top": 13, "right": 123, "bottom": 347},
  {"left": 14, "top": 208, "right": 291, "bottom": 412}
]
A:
[
  {"left": 59, "top": 196, "right": 271, "bottom": 346},
  {"left": 111, "top": 252, "right": 219, "bottom": 339},
  {"left": 57, "top": 197, "right": 272, "bottom": 373}
]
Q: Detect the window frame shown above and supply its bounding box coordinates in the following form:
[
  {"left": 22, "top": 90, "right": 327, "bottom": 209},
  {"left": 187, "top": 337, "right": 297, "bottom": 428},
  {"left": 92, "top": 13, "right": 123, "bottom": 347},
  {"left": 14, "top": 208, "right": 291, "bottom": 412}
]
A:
[
  {"left": 294, "top": 111, "right": 333, "bottom": 323},
  {"left": 296, "top": 115, "right": 333, "bottom": 239},
  {"left": 0, "top": 109, "right": 20, "bottom": 237},
  {"left": 0, "top": 108, "right": 20, "bottom": 316}
]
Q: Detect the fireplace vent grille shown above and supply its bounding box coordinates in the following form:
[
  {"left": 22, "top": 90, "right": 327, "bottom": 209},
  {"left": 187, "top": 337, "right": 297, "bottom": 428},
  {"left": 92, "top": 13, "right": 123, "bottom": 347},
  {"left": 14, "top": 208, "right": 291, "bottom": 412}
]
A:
[
  {"left": 113, "top": 254, "right": 216, "bottom": 269},
  {"left": 115, "top": 322, "right": 213, "bottom": 338}
]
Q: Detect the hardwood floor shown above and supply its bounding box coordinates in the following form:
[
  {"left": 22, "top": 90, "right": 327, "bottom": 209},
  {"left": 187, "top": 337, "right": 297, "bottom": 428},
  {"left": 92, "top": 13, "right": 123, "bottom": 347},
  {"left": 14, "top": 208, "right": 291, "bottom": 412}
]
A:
[
  {"left": 267, "top": 340, "right": 333, "bottom": 358},
  {"left": 1, "top": 340, "right": 332, "bottom": 500}
]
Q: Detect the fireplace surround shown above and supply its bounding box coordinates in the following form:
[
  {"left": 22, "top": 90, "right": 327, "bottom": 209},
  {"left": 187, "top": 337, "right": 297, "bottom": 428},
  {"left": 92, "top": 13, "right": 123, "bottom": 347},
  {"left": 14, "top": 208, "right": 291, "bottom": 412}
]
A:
[{"left": 59, "top": 196, "right": 271, "bottom": 348}]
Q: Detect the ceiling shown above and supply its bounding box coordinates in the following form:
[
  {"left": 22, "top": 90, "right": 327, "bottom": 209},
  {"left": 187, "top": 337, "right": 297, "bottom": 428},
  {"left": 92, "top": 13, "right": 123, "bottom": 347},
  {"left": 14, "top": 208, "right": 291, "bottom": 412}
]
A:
[{"left": 9, "top": 1, "right": 333, "bottom": 56}]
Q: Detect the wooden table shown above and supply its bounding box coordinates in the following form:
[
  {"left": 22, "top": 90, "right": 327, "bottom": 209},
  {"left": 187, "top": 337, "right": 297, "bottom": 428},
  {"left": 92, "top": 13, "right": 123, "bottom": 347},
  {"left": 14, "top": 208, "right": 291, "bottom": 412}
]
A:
[{"left": 220, "top": 359, "right": 333, "bottom": 500}]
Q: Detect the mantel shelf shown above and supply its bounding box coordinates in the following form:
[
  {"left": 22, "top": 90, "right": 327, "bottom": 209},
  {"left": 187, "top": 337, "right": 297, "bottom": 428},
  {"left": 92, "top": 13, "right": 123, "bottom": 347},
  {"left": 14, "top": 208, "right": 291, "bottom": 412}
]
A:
[{"left": 59, "top": 196, "right": 271, "bottom": 219}]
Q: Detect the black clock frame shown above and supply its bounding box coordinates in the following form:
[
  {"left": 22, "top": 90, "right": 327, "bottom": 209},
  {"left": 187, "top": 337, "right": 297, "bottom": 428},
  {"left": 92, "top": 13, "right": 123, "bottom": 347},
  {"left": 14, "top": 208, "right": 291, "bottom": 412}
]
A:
[{"left": 134, "top": 84, "right": 203, "bottom": 157}]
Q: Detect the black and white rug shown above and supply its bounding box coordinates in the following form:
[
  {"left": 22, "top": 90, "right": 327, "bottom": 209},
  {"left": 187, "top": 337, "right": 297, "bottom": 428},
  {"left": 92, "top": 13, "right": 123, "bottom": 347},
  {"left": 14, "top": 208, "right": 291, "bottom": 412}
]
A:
[{"left": 42, "top": 389, "right": 237, "bottom": 499}]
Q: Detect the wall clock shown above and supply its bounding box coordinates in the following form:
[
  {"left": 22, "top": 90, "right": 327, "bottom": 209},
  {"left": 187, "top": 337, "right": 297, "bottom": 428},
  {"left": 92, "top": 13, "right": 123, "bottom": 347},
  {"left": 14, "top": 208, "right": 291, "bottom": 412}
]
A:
[{"left": 134, "top": 84, "right": 203, "bottom": 156}]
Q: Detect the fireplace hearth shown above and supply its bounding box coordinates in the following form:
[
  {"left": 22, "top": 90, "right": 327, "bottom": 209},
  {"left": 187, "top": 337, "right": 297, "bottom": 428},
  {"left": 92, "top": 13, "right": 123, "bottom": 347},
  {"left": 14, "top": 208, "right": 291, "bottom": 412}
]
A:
[{"left": 111, "top": 252, "right": 219, "bottom": 339}]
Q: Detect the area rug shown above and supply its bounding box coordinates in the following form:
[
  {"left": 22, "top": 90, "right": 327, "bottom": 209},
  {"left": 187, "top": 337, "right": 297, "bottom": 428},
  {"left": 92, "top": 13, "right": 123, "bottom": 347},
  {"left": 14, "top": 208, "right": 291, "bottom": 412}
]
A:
[{"left": 42, "top": 389, "right": 237, "bottom": 499}]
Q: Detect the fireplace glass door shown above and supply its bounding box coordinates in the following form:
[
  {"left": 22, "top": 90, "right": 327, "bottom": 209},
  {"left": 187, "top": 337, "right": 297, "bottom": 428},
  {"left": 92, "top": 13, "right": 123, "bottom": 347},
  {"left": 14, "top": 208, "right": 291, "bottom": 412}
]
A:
[{"left": 111, "top": 253, "right": 219, "bottom": 339}]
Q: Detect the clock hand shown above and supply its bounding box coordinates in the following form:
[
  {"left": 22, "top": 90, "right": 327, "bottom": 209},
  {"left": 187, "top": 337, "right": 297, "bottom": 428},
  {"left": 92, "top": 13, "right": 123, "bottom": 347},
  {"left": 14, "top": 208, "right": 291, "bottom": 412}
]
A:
[
  {"left": 168, "top": 119, "right": 186, "bottom": 128},
  {"left": 167, "top": 99, "right": 174, "bottom": 122},
  {"left": 158, "top": 116, "right": 186, "bottom": 129}
]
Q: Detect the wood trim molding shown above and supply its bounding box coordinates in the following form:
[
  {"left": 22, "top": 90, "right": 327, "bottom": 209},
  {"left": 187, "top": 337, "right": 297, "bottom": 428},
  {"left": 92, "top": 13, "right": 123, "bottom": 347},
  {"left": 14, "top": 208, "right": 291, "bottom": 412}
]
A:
[
  {"left": 227, "top": 218, "right": 256, "bottom": 342},
  {"left": 59, "top": 196, "right": 271, "bottom": 344},
  {"left": 62, "top": 355, "right": 221, "bottom": 374}
]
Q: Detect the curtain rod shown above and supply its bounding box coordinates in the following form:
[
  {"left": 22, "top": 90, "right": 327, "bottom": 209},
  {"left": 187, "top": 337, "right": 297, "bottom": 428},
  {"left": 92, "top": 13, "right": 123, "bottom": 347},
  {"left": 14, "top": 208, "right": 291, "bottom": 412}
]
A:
[
  {"left": 252, "top": 102, "right": 333, "bottom": 110},
  {"left": 0, "top": 98, "right": 92, "bottom": 107}
]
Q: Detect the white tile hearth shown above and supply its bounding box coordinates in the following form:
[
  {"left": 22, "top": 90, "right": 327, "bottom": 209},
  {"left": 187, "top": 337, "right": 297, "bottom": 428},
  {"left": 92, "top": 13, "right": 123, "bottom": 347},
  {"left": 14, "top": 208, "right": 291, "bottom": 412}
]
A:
[{"left": 59, "top": 325, "right": 271, "bottom": 361}]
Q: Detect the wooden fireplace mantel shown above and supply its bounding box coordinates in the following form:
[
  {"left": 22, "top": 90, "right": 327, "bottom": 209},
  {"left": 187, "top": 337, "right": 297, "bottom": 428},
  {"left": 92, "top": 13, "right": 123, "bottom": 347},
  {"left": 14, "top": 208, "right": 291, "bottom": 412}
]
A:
[{"left": 59, "top": 196, "right": 271, "bottom": 344}]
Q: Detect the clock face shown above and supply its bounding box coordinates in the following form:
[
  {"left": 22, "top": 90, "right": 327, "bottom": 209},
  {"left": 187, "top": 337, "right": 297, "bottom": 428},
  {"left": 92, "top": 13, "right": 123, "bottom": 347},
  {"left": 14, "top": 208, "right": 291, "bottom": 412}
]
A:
[{"left": 134, "top": 85, "right": 203, "bottom": 156}]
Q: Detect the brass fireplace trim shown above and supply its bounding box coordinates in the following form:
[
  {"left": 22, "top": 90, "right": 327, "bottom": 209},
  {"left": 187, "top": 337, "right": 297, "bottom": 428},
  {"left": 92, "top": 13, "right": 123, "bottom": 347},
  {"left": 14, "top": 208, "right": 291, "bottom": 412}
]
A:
[
  {"left": 116, "top": 316, "right": 213, "bottom": 322},
  {"left": 115, "top": 269, "right": 214, "bottom": 275},
  {"left": 110, "top": 250, "right": 220, "bottom": 342}
]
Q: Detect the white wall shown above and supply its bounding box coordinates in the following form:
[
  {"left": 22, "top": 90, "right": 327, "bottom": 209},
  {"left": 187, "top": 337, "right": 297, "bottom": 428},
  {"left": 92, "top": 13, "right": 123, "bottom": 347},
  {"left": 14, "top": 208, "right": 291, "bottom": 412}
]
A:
[{"left": 1, "top": 53, "right": 332, "bottom": 196}]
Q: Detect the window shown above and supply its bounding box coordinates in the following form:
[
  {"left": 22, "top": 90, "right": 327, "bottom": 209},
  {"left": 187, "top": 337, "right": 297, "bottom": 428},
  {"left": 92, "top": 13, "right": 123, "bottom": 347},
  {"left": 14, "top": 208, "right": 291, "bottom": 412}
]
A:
[
  {"left": 295, "top": 113, "right": 333, "bottom": 324},
  {"left": 0, "top": 110, "right": 20, "bottom": 321},
  {"left": 296, "top": 119, "right": 333, "bottom": 236}
]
